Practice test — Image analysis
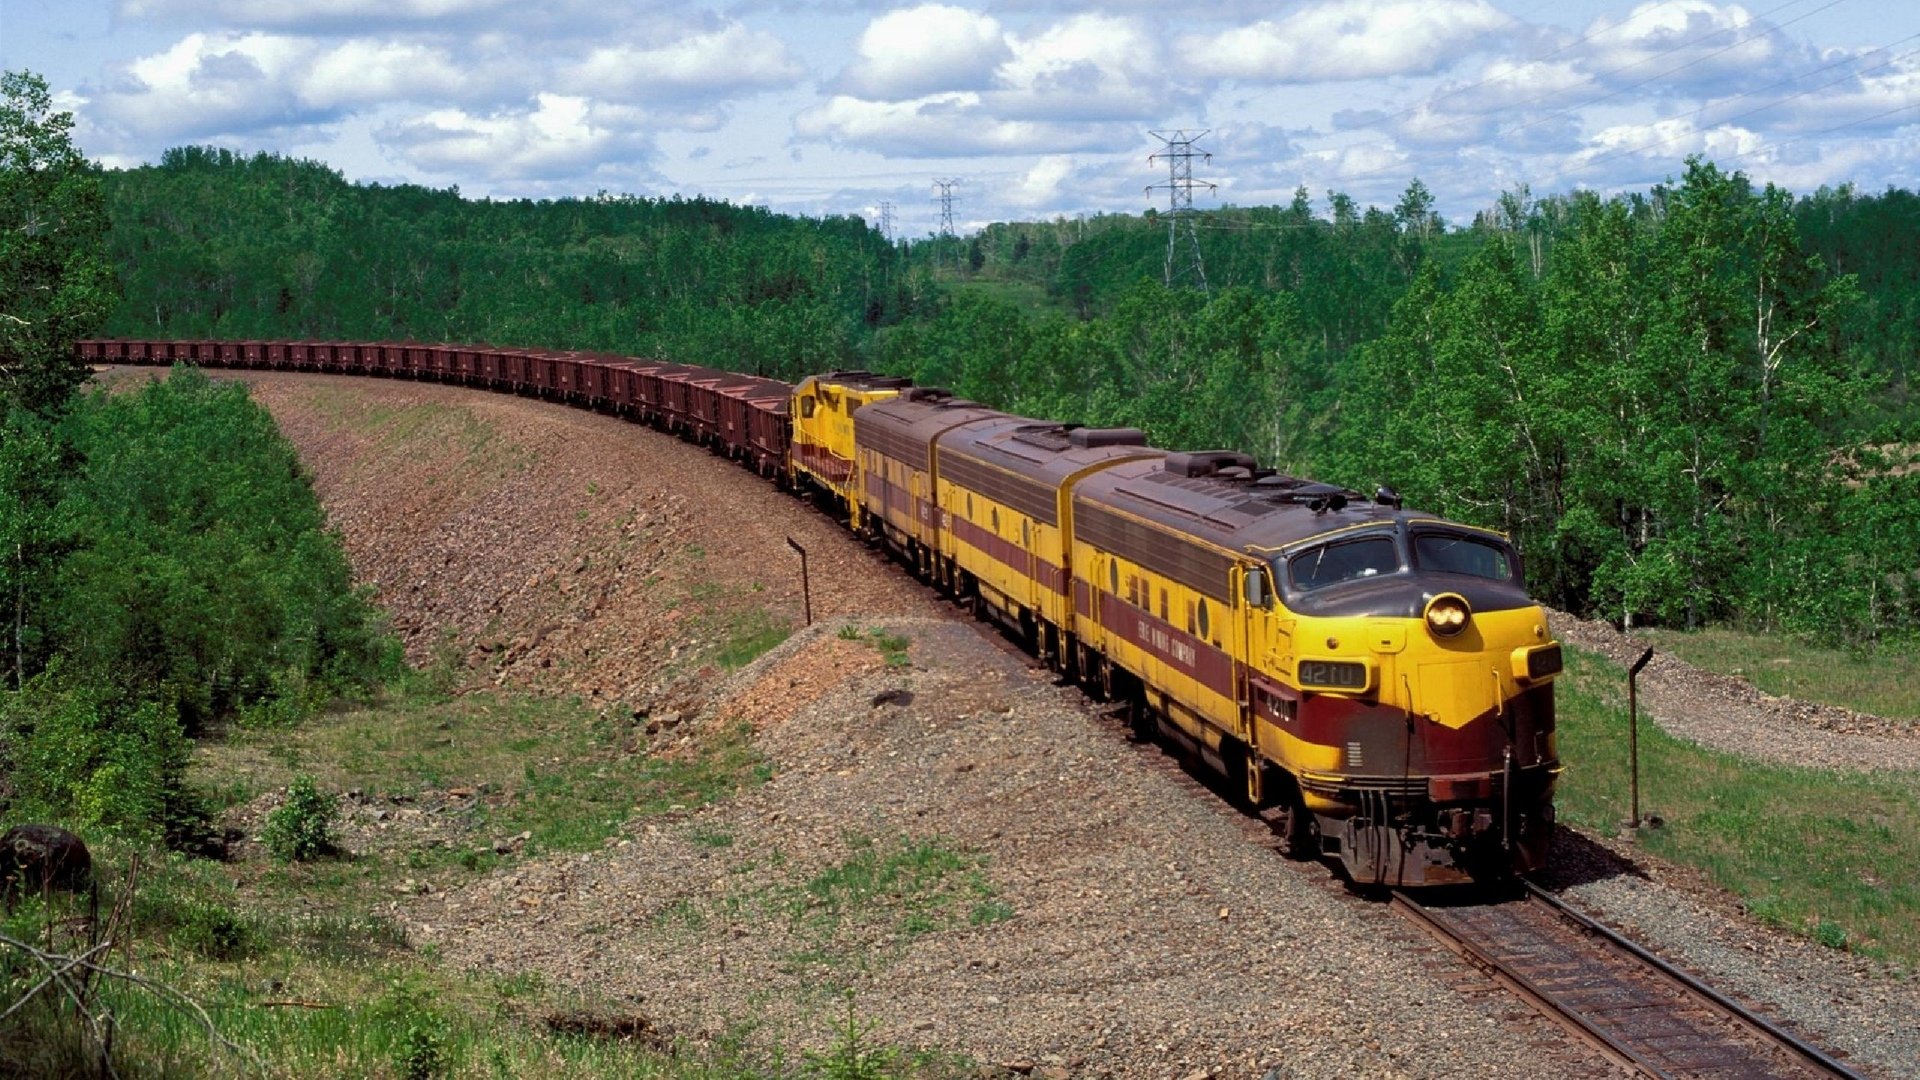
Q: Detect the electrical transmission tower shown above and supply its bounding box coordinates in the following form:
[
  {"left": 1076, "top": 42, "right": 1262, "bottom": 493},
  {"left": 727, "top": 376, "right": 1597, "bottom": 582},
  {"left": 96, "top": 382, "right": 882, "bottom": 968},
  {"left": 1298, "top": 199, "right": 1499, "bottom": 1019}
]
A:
[
  {"left": 878, "top": 201, "right": 895, "bottom": 242},
  {"left": 932, "top": 178, "right": 960, "bottom": 238},
  {"left": 1146, "top": 129, "right": 1216, "bottom": 290}
]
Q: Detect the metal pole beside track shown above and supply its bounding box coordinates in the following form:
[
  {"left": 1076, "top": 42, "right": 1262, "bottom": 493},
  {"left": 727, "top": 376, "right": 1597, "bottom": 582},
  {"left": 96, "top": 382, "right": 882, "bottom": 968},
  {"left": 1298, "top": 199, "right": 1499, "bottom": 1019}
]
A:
[
  {"left": 1629, "top": 647, "right": 1654, "bottom": 830},
  {"left": 786, "top": 537, "right": 812, "bottom": 627}
]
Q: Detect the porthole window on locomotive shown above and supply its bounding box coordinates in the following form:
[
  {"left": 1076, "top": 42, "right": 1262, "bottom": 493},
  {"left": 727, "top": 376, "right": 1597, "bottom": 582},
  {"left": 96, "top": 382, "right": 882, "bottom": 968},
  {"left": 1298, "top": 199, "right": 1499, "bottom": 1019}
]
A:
[{"left": 1197, "top": 598, "right": 1209, "bottom": 639}]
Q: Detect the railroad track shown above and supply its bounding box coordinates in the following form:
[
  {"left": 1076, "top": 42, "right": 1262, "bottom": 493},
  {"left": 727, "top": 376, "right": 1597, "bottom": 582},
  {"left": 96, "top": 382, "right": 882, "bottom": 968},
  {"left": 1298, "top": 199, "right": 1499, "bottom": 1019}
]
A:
[{"left": 1392, "top": 882, "right": 1865, "bottom": 1079}]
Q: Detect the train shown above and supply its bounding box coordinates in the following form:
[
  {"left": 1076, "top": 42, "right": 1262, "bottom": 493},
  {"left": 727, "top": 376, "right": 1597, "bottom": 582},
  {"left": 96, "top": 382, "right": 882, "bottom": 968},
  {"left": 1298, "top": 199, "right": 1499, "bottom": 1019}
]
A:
[{"left": 78, "top": 338, "right": 1564, "bottom": 887}]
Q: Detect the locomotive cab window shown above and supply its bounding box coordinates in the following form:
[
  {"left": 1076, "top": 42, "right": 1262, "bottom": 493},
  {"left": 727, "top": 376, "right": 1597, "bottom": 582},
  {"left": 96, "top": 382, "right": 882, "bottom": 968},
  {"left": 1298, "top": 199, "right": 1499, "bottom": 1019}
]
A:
[
  {"left": 799, "top": 396, "right": 816, "bottom": 418},
  {"left": 1413, "top": 532, "right": 1513, "bottom": 581},
  {"left": 1289, "top": 535, "right": 1400, "bottom": 591}
]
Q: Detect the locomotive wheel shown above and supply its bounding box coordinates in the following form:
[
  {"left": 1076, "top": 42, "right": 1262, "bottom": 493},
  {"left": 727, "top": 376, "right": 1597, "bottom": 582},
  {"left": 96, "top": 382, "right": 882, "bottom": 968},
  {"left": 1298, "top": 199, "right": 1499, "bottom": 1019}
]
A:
[{"left": 1264, "top": 790, "right": 1316, "bottom": 860}]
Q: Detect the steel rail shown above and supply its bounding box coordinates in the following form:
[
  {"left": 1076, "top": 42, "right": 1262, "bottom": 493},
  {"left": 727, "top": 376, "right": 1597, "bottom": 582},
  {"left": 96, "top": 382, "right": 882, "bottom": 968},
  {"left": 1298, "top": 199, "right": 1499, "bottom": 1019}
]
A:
[
  {"left": 1389, "top": 889, "right": 1662, "bottom": 1076},
  {"left": 1391, "top": 886, "right": 1866, "bottom": 1079},
  {"left": 1521, "top": 881, "right": 1864, "bottom": 1079}
]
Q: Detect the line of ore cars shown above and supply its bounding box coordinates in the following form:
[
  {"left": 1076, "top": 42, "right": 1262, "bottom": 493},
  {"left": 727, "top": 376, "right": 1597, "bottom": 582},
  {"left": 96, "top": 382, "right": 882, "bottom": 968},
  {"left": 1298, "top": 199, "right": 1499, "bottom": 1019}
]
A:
[{"left": 82, "top": 337, "right": 1565, "bottom": 887}]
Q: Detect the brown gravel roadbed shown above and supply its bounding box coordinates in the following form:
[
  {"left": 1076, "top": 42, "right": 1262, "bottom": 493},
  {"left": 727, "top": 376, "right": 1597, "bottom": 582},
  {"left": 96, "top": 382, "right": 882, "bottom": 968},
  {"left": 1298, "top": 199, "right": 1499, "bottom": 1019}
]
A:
[{"left": 139, "top": 369, "right": 1917, "bottom": 1079}]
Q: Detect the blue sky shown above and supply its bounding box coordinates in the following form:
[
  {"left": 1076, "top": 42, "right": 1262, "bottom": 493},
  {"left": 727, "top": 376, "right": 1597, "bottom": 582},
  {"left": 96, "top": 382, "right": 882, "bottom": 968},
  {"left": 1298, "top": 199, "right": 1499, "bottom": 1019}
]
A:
[{"left": 5, "top": 0, "right": 1916, "bottom": 232}]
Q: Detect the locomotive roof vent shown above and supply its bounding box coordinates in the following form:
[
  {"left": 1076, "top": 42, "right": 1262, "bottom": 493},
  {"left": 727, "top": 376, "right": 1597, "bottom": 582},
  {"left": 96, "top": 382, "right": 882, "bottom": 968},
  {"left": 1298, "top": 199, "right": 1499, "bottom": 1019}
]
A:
[
  {"left": 1374, "top": 485, "right": 1403, "bottom": 509},
  {"left": 1067, "top": 426, "right": 1147, "bottom": 449},
  {"left": 900, "top": 386, "right": 954, "bottom": 402},
  {"left": 1255, "top": 473, "right": 1309, "bottom": 490},
  {"left": 1217, "top": 466, "right": 1254, "bottom": 481},
  {"left": 823, "top": 370, "right": 913, "bottom": 390},
  {"left": 1165, "top": 450, "right": 1258, "bottom": 478}
]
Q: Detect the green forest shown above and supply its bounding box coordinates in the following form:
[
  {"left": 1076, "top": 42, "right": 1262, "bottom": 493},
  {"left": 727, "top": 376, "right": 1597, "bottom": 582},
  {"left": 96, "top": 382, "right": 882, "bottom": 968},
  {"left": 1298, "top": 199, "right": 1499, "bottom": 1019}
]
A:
[
  {"left": 91, "top": 143, "right": 1920, "bottom": 646},
  {"left": 3, "top": 72, "right": 395, "bottom": 849}
]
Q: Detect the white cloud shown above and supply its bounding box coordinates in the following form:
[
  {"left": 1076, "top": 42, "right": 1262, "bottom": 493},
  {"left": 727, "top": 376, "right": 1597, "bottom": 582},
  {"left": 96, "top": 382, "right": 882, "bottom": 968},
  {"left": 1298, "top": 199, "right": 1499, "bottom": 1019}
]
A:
[
  {"left": 1749, "top": 57, "right": 1920, "bottom": 134},
  {"left": 803, "top": 9, "right": 1183, "bottom": 154},
  {"left": 1179, "top": 0, "right": 1511, "bottom": 83},
  {"left": 1429, "top": 58, "right": 1591, "bottom": 115},
  {"left": 1010, "top": 154, "right": 1075, "bottom": 207},
  {"left": 989, "top": 14, "right": 1177, "bottom": 121},
  {"left": 836, "top": 5, "right": 1011, "bottom": 99},
  {"left": 572, "top": 23, "right": 805, "bottom": 102},
  {"left": 92, "top": 32, "right": 470, "bottom": 138},
  {"left": 1573, "top": 1, "right": 1791, "bottom": 90},
  {"left": 376, "top": 93, "right": 655, "bottom": 180},
  {"left": 118, "top": 0, "right": 514, "bottom": 31},
  {"left": 1575, "top": 117, "right": 1764, "bottom": 166},
  {"left": 794, "top": 93, "right": 1129, "bottom": 156}
]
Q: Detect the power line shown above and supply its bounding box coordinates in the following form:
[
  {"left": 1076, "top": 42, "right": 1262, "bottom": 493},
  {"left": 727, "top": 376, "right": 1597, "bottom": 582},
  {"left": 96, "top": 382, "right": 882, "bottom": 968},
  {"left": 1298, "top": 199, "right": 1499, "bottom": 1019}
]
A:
[{"left": 1146, "top": 128, "right": 1216, "bottom": 291}]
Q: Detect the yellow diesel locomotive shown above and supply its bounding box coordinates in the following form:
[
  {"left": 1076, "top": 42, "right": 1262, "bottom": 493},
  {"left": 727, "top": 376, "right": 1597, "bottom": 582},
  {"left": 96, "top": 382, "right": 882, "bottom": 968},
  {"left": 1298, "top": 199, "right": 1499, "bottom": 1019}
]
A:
[{"left": 792, "top": 376, "right": 1562, "bottom": 887}]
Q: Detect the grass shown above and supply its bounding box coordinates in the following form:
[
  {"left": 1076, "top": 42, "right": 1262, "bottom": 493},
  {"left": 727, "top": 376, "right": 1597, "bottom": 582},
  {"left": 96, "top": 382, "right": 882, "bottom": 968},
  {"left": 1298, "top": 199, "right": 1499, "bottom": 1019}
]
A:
[
  {"left": 1553, "top": 646, "right": 1920, "bottom": 967},
  {"left": 0, "top": 685, "right": 974, "bottom": 1077},
  {"left": 665, "top": 831, "right": 1010, "bottom": 980},
  {"left": 715, "top": 609, "right": 794, "bottom": 671},
  {"left": 1634, "top": 625, "right": 1920, "bottom": 721},
  {"left": 667, "top": 546, "right": 795, "bottom": 675},
  {"left": 301, "top": 386, "right": 536, "bottom": 480},
  {"left": 786, "top": 834, "right": 997, "bottom": 940},
  {"left": 839, "top": 626, "right": 912, "bottom": 669},
  {"left": 209, "top": 691, "right": 770, "bottom": 880}
]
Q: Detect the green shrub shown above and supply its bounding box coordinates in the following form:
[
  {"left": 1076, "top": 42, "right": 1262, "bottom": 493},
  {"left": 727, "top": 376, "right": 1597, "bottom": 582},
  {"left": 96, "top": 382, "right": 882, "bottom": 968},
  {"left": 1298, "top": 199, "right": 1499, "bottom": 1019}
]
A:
[
  {"left": 372, "top": 976, "right": 454, "bottom": 1080},
  {"left": 803, "top": 994, "right": 896, "bottom": 1080},
  {"left": 175, "top": 900, "right": 250, "bottom": 960},
  {"left": 262, "top": 775, "right": 338, "bottom": 862}
]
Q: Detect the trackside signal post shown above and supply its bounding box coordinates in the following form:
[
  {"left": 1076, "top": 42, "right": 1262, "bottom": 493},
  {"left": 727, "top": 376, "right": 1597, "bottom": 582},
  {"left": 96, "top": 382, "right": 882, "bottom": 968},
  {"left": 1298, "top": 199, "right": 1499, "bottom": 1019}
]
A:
[
  {"left": 1629, "top": 647, "right": 1654, "bottom": 829},
  {"left": 787, "top": 537, "right": 811, "bottom": 627}
]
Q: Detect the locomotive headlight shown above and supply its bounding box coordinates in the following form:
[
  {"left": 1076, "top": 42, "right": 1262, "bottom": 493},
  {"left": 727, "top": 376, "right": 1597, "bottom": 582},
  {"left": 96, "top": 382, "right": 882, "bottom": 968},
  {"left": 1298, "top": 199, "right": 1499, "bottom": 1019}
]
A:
[{"left": 1423, "top": 593, "right": 1472, "bottom": 638}]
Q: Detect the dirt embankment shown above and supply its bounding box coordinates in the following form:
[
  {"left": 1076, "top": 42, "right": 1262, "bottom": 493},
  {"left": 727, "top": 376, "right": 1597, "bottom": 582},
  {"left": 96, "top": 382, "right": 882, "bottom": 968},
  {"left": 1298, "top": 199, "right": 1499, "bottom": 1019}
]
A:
[{"left": 230, "top": 371, "right": 946, "bottom": 715}]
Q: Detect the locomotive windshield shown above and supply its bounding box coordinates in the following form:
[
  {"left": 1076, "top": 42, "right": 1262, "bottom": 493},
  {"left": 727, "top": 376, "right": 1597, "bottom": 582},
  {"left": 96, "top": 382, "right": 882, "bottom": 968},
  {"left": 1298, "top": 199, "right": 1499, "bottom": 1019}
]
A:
[
  {"left": 1412, "top": 531, "right": 1514, "bottom": 581},
  {"left": 1288, "top": 534, "right": 1401, "bottom": 590}
]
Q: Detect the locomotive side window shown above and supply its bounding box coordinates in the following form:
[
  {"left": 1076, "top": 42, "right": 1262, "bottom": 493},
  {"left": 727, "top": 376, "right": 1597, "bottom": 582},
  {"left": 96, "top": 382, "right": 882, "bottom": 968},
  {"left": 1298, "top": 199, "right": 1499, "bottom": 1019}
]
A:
[
  {"left": 1413, "top": 533, "right": 1513, "bottom": 581},
  {"left": 1289, "top": 536, "right": 1400, "bottom": 591},
  {"left": 800, "top": 396, "right": 816, "bottom": 418}
]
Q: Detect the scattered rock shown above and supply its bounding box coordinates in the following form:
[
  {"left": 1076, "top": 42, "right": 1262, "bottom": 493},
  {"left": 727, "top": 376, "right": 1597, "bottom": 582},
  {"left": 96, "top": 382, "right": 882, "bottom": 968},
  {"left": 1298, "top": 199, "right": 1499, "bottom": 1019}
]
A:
[{"left": 0, "top": 825, "right": 92, "bottom": 896}]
